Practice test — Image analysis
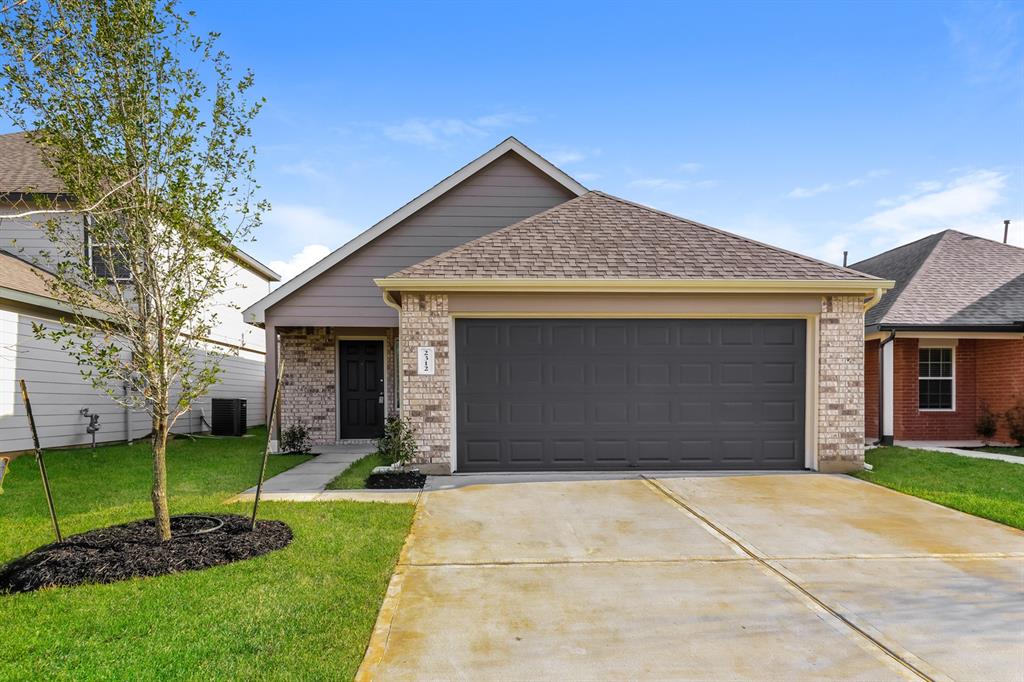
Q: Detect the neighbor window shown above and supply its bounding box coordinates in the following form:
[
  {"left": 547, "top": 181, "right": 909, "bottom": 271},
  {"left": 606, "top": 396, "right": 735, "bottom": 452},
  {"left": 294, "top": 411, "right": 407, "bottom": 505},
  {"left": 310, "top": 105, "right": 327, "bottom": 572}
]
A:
[
  {"left": 918, "top": 347, "right": 954, "bottom": 410},
  {"left": 85, "top": 215, "right": 131, "bottom": 281}
]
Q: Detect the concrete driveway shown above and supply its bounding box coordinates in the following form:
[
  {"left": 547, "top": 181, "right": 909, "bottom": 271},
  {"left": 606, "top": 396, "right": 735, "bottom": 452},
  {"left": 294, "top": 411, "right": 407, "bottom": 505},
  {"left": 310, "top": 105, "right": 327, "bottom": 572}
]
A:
[{"left": 357, "top": 474, "right": 1024, "bottom": 681}]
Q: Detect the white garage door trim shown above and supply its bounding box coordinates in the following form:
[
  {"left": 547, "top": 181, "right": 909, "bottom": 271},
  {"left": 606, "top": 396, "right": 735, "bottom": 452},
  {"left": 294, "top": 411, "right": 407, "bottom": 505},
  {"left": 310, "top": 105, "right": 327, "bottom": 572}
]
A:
[{"left": 448, "top": 313, "right": 818, "bottom": 473}]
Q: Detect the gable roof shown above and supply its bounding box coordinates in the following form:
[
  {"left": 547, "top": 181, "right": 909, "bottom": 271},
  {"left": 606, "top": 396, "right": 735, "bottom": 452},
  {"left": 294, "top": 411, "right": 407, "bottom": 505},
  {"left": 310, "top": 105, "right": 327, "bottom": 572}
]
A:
[
  {"left": 243, "top": 137, "right": 587, "bottom": 324},
  {"left": 851, "top": 229, "right": 1024, "bottom": 329},
  {"left": 0, "top": 249, "right": 110, "bottom": 319},
  {"left": 0, "top": 131, "right": 65, "bottom": 195},
  {"left": 0, "top": 131, "right": 279, "bottom": 282},
  {"left": 382, "top": 191, "right": 884, "bottom": 288}
]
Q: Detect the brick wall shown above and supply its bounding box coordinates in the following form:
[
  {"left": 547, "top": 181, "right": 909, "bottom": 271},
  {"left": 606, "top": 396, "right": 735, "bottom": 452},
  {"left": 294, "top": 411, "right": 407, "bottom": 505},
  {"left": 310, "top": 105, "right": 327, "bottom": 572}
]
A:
[
  {"left": 279, "top": 327, "right": 337, "bottom": 445},
  {"left": 972, "top": 339, "right": 1023, "bottom": 444},
  {"left": 817, "top": 295, "right": 865, "bottom": 472},
  {"left": 864, "top": 339, "right": 879, "bottom": 441},
  {"left": 893, "top": 338, "right": 977, "bottom": 441},
  {"left": 398, "top": 293, "right": 452, "bottom": 473}
]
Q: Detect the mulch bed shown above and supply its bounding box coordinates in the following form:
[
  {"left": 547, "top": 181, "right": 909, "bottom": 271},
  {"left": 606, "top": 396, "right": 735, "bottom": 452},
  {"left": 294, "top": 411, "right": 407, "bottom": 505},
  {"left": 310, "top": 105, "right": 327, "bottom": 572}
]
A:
[
  {"left": 0, "top": 514, "right": 291, "bottom": 594},
  {"left": 366, "top": 471, "right": 427, "bottom": 489}
]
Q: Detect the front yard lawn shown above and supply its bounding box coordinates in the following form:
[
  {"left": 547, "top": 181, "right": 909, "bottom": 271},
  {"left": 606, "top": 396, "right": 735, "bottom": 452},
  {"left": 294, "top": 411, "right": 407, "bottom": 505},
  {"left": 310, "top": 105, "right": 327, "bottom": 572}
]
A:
[
  {"left": 326, "top": 452, "right": 392, "bottom": 490},
  {"left": 0, "top": 428, "right": 414, "bottom": 680},
  {"left": 975, "top": 446, "right": 1024, "bottom": 458},
  {"left": 854, "top": 446, "right": 1024, "bottom": 530}
]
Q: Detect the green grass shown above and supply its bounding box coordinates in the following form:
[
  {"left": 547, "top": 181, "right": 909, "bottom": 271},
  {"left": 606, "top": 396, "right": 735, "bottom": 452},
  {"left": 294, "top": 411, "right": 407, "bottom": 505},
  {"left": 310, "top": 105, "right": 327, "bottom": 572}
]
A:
[
  {"left": 854, "top": 446, "right": 1024, "bottom": 530},
  {"left": 325, "top": 452, "right": 392, "bottom": 490},
  {"left": 975, "top": 446, "right": 1024, "bottom": 458},
  {"left": 0, "top": 428, "right": 415, "bottom": 680}
]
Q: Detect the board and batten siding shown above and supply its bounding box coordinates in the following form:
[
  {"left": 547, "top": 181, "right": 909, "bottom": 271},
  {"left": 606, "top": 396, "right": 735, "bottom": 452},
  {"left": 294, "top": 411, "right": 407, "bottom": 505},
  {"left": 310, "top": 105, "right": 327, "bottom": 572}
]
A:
[
  {"left": 0, "top": 304, "right": 266, "bottom": 453},
  {"left": 264, "top": 151, "right": 577, "bottom": 328}
]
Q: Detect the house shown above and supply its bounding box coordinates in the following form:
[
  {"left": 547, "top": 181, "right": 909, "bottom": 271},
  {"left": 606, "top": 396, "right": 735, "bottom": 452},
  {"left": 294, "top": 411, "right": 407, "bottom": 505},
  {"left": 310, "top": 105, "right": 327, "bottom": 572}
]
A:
[
  {"left": 851, "top": 230, "right": 1024, "bottom": 446},
  {"left": 0, "top": 131, "right": 279, "bottom": 452},
  {"left": 245, "top": 138, "right": 891, "bottom": 474}
]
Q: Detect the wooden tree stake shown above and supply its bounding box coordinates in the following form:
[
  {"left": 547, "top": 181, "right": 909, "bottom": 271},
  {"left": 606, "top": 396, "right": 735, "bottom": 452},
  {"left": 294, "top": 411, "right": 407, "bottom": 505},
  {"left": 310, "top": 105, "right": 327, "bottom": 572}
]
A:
[
  {"left": 20, "top": 379, "right": 62, "bottom": 542},
  {"left": 251, "top": 358, "right": 285, "bottom": 531}
]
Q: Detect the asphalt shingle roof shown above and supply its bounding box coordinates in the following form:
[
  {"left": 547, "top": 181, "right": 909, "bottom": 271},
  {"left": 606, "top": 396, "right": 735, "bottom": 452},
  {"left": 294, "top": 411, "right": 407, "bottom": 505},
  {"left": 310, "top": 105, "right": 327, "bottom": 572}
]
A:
[
  {"left": 392, "top": 191, "right": 879, "bottom": 281},
  {"left": 850, "top": 230, "right": 1024, "bottom": 327},
  {"left": 0, "top": 131, "right": 64, "bottom": 194}
]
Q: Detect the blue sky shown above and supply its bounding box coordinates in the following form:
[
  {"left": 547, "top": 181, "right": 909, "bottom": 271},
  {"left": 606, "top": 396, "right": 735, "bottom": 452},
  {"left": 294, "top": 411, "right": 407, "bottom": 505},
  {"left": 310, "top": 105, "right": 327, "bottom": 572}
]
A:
[{"left": 177, "top": 1, "right": 1021, "bottom": 277}]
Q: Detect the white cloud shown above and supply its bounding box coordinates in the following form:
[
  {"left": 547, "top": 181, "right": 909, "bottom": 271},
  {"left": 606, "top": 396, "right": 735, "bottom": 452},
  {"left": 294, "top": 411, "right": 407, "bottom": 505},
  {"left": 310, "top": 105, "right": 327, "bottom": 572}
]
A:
[
  {"left": 628, "top": 177, "right": 716, "bottom": 191},
  {"left": 263, "top": 203, "right": 358, "bottom": 246},
  {"left": 678, "top": 162, "right": 703, "bottom": 174},
  {"left": 788, "top": 169, "right": 889, "bottom": 199},
  {"left": 735, "top": 168, "right": 1017, "bottom": 268},
  {"left": 788, "top": 183, "right": 837, "bottom": 199},
  {"left": 945, "top": 3, "right": 1023, "bottom": 85},
  {"left": 860, "top": 170, "right": 1007, "bottom": 239},
  {"left": 269, "top": 244, "right": 332, "bottom": 282},
  {"left": 279, "top": 160, "right": 330, "bottom": 182},
  {"left": 575, "top": 171, "right": 601, "bottom": 182},
  {"left": 382, "top": 113, "right": 534, "bottom": 147}
]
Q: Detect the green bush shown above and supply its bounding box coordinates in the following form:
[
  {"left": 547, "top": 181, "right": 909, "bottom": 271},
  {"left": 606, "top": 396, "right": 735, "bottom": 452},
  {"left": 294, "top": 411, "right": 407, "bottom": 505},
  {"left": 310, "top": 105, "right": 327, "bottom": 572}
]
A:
[
  {"left": 1005, "top": 398, "right": 1024, "bottom": 448},
  {"left": 975, "top": 402, "right": 999, "bottom": 443},
  {"left": 376, "top": 416, "right": 417, "bottom": 467},
  {"left": 280, "top": 423, "right": 312, "bottom": 454}
]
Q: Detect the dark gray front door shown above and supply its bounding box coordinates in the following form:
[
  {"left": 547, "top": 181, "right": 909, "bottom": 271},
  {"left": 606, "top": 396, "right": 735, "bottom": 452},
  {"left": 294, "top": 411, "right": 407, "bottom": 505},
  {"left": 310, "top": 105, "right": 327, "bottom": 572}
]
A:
[
  {"left": 455, "top": 319, "right": 806, "bottom": 472},
  {"left": 339, "top": 340, "right": 385, "bottom": 439}
]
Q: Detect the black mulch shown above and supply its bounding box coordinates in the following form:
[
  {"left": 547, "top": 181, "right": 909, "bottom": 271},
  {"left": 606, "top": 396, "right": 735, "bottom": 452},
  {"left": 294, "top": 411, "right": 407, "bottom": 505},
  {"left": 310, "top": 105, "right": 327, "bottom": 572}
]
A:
[
  {"left": 0, "top": 514, "right": 291, "bottom": 594},
  {"left": 365, "top": 471, "right": 427, "bottom": 489}
]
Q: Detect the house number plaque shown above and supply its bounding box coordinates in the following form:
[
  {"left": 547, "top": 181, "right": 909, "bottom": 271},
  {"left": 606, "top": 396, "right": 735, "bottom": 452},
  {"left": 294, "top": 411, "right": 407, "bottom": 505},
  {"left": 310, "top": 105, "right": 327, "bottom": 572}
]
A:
[{"left": 417, "top": 346, "right": 435, "bottom": 375}]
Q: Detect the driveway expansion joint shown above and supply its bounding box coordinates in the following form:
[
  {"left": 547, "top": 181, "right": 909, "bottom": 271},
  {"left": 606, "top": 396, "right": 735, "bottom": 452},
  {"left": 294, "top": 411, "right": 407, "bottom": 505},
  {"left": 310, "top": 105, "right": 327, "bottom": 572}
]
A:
[{"left": 641, "top": 476, "right": 939, "bottom": 682}]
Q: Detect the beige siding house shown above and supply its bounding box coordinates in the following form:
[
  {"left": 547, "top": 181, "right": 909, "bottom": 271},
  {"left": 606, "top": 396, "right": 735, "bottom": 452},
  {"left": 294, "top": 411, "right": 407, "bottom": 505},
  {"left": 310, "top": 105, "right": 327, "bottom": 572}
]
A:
[
  {"left": 245, "top": 137, "right": 892, "bottom": 474},
  {"left": 0, "top": 132, "right": 278, "bottom": 453}
]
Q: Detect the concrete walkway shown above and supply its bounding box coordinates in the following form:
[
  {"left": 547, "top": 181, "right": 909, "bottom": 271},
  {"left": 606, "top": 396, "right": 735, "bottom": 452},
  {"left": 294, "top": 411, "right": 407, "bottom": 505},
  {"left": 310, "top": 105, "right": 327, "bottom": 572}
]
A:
[
  {"left": 358, "top": 474, "right": 1024, "bottom": 681},
  {"left": 899, "top": 442, "right": 1024, "bottom": 465},
  {"left": 239, "top": 442, "right": 372, "bottom": 496}
]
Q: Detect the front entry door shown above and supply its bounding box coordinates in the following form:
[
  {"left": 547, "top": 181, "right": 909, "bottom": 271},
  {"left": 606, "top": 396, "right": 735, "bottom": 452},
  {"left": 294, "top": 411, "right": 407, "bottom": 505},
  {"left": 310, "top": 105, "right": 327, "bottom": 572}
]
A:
[{"left": 339, "top": 340, "right": 385, "bottom": 439}]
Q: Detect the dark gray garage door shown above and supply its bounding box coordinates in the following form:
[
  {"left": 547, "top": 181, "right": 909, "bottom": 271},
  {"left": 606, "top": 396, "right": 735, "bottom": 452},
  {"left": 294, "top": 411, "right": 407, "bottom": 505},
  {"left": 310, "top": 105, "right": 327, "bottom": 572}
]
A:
[{"left": 455, "top": 319, "right": 806, "bottom": 472}]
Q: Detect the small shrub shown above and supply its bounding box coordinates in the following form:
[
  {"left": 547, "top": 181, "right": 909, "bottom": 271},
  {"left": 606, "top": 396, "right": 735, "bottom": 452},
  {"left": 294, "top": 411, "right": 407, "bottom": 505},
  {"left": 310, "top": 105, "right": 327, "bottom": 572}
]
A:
[
  {"left": 376, "top": 416, "right": 417, "bottom": 467},
  {"left": 280, "top": 423, "right": 312, "bottom": 454},
  {"left": 1005, "top": 398, "right": 1024, "bottom": 447},
  {"left": 975, "top": 402, "right": 999, "bottom": 444}
]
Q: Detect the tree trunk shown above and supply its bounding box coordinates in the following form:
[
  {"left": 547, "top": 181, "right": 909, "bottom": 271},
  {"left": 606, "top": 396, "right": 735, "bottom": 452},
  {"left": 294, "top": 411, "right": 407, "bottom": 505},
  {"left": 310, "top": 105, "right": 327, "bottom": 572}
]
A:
[{"left": 151, "top": 416, "right": 172, "bottom": 542}]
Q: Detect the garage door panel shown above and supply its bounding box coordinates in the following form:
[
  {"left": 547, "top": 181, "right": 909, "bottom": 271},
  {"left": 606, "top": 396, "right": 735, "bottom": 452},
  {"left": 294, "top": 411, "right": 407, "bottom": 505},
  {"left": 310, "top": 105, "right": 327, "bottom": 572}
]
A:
[{"left": 456, "top": 319, "right": 805, "bottom": 471}]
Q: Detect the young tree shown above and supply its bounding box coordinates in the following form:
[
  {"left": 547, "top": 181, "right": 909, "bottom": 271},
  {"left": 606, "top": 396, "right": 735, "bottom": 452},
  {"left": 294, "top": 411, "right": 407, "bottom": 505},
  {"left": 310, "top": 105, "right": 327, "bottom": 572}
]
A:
[{"left": 0, "top": 0, "right": 265, "bottom": 541}]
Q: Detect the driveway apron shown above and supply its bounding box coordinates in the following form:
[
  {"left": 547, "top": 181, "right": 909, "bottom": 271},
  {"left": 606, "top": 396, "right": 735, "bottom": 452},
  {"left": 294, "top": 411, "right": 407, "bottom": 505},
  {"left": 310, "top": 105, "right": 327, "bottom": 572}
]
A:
[{"left": 357, "top": 474, "right": 1024, "bottom": 681}]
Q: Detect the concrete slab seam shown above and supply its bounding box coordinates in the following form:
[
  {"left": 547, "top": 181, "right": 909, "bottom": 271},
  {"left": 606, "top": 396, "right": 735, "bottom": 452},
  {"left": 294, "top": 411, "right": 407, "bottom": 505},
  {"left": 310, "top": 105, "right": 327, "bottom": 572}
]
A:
[{"left": 641, "top": 476, "right": 939, "bottom": 682}]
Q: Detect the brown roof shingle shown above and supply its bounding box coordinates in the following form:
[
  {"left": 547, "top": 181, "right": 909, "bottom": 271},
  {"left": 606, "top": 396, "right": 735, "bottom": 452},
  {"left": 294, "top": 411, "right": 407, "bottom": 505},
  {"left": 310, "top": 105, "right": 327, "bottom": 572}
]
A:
[
  {"left": 0, "top": 131, "right": 64, "bottom": 194},
  {"left": 392, "top": 191, "right": 880, "bottom": 281},
  {"left": 851, "top": 230, "right": 1024, "bottom": 327}
]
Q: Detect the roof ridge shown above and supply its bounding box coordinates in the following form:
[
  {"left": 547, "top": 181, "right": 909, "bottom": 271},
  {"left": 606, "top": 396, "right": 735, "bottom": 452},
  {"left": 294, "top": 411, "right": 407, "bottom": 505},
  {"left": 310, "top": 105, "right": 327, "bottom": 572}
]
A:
[
  {"left": 590, "top": 191, "right": 883, "bottom": 281},
  {"left": 877, "top": 231, "right": 974, "bottom": 324},
  {"left": 391, "top": 191, "right": 598, "bottom": 277}
]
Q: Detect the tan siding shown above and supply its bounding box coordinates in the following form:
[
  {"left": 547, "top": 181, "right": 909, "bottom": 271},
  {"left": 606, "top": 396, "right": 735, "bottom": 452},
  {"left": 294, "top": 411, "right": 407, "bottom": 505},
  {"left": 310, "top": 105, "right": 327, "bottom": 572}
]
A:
[{"left": 265, "top": 151, "right": 576, "bottom": 329}]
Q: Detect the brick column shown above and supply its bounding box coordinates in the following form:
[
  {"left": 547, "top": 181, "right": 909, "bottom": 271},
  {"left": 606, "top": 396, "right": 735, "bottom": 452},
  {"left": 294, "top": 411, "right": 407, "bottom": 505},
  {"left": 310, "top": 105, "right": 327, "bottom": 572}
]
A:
[
  {"left": 399, "top": 293, "right": 452, "bottom": 474},
  {"left": 279, "top": 327, "right": 337, "bottom": 446},
  {"left": 817, "top": 295, "right": 865, "bottom": 472}
]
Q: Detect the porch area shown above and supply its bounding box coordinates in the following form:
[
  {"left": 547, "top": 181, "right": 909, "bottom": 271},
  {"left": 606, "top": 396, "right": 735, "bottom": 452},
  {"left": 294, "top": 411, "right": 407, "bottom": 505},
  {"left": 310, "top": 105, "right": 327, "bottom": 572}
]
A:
[{"left": 273, "top": 327, "right": 399, "bottom": 445}]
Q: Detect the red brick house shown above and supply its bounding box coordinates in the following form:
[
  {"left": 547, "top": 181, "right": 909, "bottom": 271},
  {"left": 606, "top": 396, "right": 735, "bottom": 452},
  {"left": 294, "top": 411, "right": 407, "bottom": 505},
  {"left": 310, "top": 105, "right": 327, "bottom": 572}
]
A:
[{"left": 852, "top": 230, "right": 1023, "bottom": 445}]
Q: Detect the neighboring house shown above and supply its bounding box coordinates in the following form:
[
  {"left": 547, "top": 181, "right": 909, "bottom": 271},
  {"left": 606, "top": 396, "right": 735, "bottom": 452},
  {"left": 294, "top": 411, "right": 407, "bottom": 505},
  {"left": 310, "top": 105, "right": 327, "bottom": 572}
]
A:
[
  {"left": 0, "top": 131, "right": 279, "bottom": 453},
  {"left": 245, "top": 137, "right": 891, "bottom": 474},
  {"left": 851, "top": 230, "right": 1024, "bottom": 446}
]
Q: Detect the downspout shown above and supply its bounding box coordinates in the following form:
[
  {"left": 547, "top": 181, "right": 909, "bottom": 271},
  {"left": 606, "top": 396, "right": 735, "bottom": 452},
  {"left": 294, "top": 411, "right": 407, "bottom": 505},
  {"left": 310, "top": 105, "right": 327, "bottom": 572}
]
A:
[
  {"left": 382, "top": 289, "right": 402, "bottom": 415},
  {"left": 877, "top": 329, "right": 896, "bottom": 445},
  {"left": 863, "top": 287, "right": 884, "bottom": 312},
  {"left": 381, "top": 289, "right": 401, "bottom": 314}
]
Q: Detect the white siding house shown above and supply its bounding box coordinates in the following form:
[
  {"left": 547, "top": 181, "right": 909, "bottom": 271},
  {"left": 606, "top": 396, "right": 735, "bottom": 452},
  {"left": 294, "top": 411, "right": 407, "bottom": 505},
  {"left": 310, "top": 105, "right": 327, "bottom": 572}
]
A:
[{"left": 0, "top": 132, "right": 278, "bottom": 453}]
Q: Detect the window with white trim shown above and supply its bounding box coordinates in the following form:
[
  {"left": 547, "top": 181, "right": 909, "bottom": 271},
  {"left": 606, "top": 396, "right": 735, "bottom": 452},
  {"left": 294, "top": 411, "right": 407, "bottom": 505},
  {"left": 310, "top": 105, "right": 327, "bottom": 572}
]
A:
[
  {"left": 85, "top": 215, "right": 131, "bottom": 281},
  {"left": 918, "top": 347, "right": 954, "bottom": 410}
]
